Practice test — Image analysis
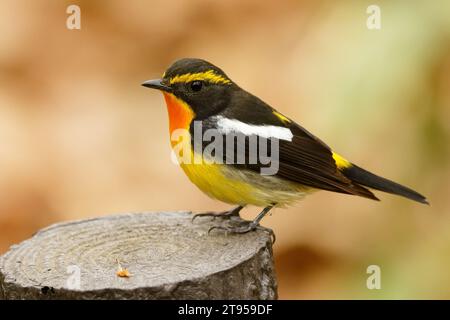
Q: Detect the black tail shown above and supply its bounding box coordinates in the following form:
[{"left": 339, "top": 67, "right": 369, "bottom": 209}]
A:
[{"left": 342, "top": 164, "right": 429, "bottom": 204}]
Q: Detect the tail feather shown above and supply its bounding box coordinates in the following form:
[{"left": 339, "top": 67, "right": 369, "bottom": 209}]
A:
[{"left": 342, "top": 164, "right": 429, "bottom": 205}]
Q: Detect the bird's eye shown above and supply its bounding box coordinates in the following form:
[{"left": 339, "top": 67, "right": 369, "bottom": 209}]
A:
[{"left": 190, "top": 80, "right": 203, "bottom": 92}]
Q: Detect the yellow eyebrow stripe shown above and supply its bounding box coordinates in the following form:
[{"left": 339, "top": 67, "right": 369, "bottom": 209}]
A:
[
  {"left": 169, "top": 70, "right": 231, "bottom": 85},
  {"left": 332, "top": 152, "right": 352, "bottom": 169}
]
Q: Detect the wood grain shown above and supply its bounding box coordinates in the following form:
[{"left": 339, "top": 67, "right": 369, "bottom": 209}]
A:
[{"left": 0, "top": 212, "right": 277, "bottom": 299}]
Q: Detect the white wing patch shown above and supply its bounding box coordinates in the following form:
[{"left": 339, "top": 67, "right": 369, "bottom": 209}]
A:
[{"left": 214, "top": 116, "right": 293, "bottom": 141}]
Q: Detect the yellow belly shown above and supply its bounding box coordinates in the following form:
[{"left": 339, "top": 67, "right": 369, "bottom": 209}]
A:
[{"left": 178, "top": 150, "right": 308, "bottom": 207}]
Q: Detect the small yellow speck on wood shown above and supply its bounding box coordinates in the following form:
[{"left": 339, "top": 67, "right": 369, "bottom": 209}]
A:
[{"left": 116, "top": 259, "right": 131, "bottom": 278}]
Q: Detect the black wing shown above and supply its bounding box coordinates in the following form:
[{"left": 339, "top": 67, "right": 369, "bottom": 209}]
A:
[
  {"left": 272, "top": 125, "right": 378, "bottom": 199},
  {"left": 195, "top": 89, "right": 378, "bottom": 200}
]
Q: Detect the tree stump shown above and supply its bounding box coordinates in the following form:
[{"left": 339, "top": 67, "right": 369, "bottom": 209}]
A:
[{"left": 0, "top": 212, "right": 277, "bottom": 299}]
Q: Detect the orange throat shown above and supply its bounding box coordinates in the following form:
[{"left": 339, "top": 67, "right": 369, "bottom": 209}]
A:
[{"left": 163, "top": 93, "right": 194, "bottom": 138}]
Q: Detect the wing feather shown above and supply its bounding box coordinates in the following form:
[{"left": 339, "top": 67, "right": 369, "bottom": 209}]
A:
[{"left": 194, "top": 89, "right": 378, "bottom": 201}]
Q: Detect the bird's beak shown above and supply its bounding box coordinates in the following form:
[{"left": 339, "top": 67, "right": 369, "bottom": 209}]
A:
[{"left": 141, "top": 79, "right": 172, "bottom": 92}]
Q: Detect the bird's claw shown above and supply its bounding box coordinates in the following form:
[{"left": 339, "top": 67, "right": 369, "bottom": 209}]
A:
[
  {"left": 192, "top": 212, "right": 219, "bottom": 222},
  {"left": 192, "top": 209, "right": 240, "bottom": 223},
  {"left": 192, "top": 211, "right": 228, "bottom": 222},
  {"left": 208, "top": 223, "right": 276, "bottom": 244}
]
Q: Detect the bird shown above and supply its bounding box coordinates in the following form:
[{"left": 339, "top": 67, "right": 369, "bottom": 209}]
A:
[{"left": 142, "top": 58, "right": 428, "bottom": 236}]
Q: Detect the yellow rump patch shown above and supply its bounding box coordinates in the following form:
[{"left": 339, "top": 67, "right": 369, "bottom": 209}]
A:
[
  {"left": 332, "top": 152, "right": 352, "bottom": 169},
  {"left": 169, "top": 70, "right": 231, "bottom": 85},
  {"left": 273, "top": 111, "right": 291, "bottom": 123}
]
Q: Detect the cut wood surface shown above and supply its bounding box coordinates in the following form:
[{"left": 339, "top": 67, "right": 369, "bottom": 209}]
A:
[{"left": 0, "top": 212, "right": 277, "bottom": 299}]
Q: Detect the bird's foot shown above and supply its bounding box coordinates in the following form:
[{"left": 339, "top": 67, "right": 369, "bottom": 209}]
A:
[
  {"left": 208, "top": 221, "right": 276, "bottom": 244},
  {"left": 192, "top": 206, "right": 243, "bottom": 222}
]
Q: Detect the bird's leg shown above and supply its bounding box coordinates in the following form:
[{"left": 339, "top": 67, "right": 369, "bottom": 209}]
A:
[
  {"left": 208, "top": 205, "right": 276, "bottom": 243},
  {"left": 192, "top": 205, "right": 244, "bottom": 222}
]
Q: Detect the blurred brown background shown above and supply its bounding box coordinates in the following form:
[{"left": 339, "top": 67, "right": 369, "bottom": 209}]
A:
[{"left": 0, "top": 0, "right": 449, "bottom": 299}]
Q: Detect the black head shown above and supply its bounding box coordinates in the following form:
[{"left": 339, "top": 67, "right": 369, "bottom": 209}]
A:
[{"left": 142, "top": 58, "right": 236, "bottom": 119}]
